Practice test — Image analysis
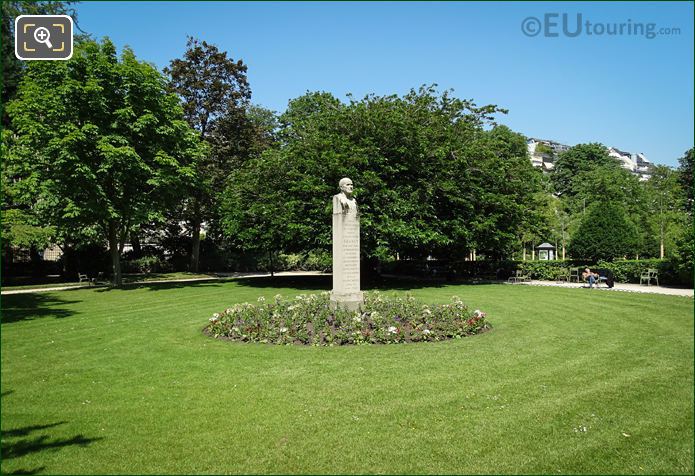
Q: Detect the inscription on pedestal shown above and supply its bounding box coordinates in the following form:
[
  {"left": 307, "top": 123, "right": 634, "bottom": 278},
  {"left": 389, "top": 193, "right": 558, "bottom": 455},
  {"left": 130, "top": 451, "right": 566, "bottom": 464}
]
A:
[{"left": 330, "top": 178, "right": 364, "bottom": 311}]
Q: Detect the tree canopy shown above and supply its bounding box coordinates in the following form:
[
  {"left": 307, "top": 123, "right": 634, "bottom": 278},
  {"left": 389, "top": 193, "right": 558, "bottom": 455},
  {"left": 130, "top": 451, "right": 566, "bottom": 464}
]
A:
[
  {"left": 6, "top": 39, "right": 205, "bottom": 285},
  {"left": 164, "top": 37, "right": 252, "bottom": 271},
  {"left": 222, "top": 86, "right": 544, "bottom": 265},
  {"left": 569, "top": 201, "right": 640, "bottom": 262}
]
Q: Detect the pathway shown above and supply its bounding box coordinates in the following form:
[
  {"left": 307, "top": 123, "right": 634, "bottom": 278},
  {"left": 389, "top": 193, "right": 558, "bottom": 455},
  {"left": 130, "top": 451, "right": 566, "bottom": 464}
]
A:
[
  {"left": 511, "top": 279, "right": 693, "bottom": 298},
  {"left": 2, "top": 272, "right": 691, "bottom": 298}
]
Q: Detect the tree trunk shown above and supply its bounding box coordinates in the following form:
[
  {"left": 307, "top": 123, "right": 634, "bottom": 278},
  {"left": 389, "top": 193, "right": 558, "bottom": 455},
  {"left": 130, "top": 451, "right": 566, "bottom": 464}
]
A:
[
  {"left": 108, "top": 221, "right": 122, "bottom": 286},
  {"left": 190, "top": 219, "right": 201, "bottom": 273},
  {"left": 268, "top": 250, "right": 275, "bottom": 277},
  {"left": 29, "top": 245, "right": 42, "bottom": 277},
  {"left": 132, "top": 233, "right": 142, "bottom": 259},
  {"left": 660, "top": 221, "right": 665, "bottom": 259}
]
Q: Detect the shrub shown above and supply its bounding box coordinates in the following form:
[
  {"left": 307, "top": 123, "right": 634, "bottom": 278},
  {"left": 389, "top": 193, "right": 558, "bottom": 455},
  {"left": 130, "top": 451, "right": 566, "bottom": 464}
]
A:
[
  {"left": 569, "top": 202, "right": 640, "bottom": 261},
  {"left": 205, "top": 291, "right": 490, "bottom": 346},
  {"left": 271, "top": 250, "right": 332, "bottom": 272},
  {"left": 516, "top": 260, "right": 587, "bottom": 280},
  {"left": 596, "top": 259, "right": 681, "bottom": 285},
  {"left": 122, "top": 255, "right": 171, "bottom": 274}
]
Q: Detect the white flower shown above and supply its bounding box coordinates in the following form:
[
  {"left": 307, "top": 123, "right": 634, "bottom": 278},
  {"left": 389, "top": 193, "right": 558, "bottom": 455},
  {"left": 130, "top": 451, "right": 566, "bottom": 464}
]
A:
[
  {"left": 473, "top": 310, "right": 486, "bottom": 318},
  {"left": 353, "top": 316, "right": 362, "bottom": 323},
  {"left": 423, "top": 329, "right": 431, "bottom": 335},
  {"left": 279, "top": 327, "right": 288, "bottom": 333},
  {"left": 257, "top": 296, "right": 266, "bottom": 303},
  {"left": 387, "top": 326, "right": 398, "bottom": 334}
]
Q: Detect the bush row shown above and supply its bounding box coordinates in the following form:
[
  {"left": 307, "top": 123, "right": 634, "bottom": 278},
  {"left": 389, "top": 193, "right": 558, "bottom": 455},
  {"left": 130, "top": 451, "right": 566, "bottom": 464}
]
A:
[
  {"left": 516, "top": 259, "right": 687, "bottom": 285},
  {"left": 380, "top": 258, "right": 690, "bottom": 286},
  {"left": 205, "top": 291, "right": 489, "bottom": 346}
]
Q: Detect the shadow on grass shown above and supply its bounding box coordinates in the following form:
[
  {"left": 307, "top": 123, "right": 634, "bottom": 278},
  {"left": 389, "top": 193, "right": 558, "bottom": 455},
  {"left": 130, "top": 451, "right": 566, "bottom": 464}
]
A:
[
  {"left": 94, "top": 279, "right": 223, "bottom": 293},
  {"left": 232, "top": 274, "right": 500, "bottom": 292},
  {"left": 1, "top": 421, "right": 103, "bottom": 462},
  {"left": 121, "top": 272, "right": 218, "bottom": 283},
  {"left": 5, "top": 467, "right": 46, "bottom": 475},
  {"left": 0, "top": 294, "right": 80, "bottom": 324},
  {"left": 233, "top": 275, "right": 332, "bottom": 291},
  {"left": 82, "top": 274, "right": 502, "bottom": 295}
]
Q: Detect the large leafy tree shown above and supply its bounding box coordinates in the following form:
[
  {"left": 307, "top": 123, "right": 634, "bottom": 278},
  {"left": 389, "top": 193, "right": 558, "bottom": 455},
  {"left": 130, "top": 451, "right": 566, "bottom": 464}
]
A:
[
  {"left": 642, "top": 165, "right": 686, "bottom": 259},
  {"left": 222, "top": 86, "right": 542, "bottom": 265},
  {"left": 672, "top": 148, "right": 694, "bottom": 284},
  {"left": 164, "top": 37, "right": 251, "bottom": 272},
  {"left": 6, "top": 39, "right": 204, "bottom": 285},
  {"left": 551, "top": 143, "right": 617, "bottom": 198},
  {"left": 1, "top": 1, "right": 80, "bottom": 267}
]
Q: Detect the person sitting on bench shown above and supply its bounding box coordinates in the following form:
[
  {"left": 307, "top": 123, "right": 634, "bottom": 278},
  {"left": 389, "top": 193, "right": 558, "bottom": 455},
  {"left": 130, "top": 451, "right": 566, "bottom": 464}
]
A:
[{"left": 582, "top": 267, "right": 599, "bottom": 288}]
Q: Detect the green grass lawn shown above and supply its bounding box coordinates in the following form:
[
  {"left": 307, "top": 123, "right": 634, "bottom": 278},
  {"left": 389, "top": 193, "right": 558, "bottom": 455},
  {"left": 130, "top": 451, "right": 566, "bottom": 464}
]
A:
[{"left": 1, "top": 276, "right": 692, "bottom": 474}]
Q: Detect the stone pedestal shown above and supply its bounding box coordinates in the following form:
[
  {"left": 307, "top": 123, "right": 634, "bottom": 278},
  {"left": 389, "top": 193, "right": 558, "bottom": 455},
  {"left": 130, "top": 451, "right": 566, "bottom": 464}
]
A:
[{"left": 330, "top": 193, "right": 363, "bottom": 311}]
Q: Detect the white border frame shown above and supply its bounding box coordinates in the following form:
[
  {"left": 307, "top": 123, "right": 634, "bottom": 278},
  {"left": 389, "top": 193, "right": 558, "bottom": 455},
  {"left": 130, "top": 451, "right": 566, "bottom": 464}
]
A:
[{"left": 15, "top": 14, "right": 74, "bottom": 61}]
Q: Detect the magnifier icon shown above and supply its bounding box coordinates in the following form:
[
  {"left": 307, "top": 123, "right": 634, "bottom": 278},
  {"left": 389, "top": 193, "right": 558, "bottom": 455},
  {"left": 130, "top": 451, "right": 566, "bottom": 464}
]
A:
[{"left": 33, "top": 27, "right": 53, "bottom": 49}]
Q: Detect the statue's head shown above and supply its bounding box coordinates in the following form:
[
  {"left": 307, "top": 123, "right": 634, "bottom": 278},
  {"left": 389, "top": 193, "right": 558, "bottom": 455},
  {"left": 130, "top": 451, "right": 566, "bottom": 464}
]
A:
[{"left": 339, "top": 177, "right": 354, "bottom": 197}]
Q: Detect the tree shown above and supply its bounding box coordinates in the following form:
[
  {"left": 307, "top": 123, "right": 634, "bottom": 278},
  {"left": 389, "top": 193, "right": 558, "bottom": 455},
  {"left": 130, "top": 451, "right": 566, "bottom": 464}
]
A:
[
  {"left": 672, "top": 148, "right": 694, "bottom": 285},
  {"left": 569, "top": 202, "right": 640, "bottom": 262},
  {"left": 6, "top": 39, "right": 204, "bottom": 285},
  {"left": 643, "top": 165, "right": 685, "bottom": 259},
  {"left": 467, "top": 125, "right": 545, "bottom": 260},
  {"left": 221, "top": 86, "right": 542, "bottom": 266},
  {"left": 572, "top": 163, "right": 654, "bottom": 255},
  {"left": 221, "top": 148, "right": 291, "bottom": 275},
  {"left": 551, "top": 143, "right": 617, "bottom": 198},
  {"left": 164, "top": 37, "right": 251, "bottom": 272}
]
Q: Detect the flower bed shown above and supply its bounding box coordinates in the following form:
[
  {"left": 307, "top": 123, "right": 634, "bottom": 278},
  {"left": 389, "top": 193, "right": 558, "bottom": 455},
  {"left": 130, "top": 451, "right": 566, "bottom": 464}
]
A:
[{"left": 205, "top": 291, "right": 490, "bottom": 346}]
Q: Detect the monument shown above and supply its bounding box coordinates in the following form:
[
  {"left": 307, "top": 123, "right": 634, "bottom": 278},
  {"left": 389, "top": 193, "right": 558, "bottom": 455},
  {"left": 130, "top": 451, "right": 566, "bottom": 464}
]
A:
[{"left": 330, "top": 178, "right": 364, "bottom": 311}]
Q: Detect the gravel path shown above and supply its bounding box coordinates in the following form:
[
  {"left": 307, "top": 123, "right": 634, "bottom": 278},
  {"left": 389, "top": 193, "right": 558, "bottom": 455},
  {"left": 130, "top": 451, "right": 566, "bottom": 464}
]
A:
[{"left": 511, "top": 279, "right": 693, "bottom": 297}]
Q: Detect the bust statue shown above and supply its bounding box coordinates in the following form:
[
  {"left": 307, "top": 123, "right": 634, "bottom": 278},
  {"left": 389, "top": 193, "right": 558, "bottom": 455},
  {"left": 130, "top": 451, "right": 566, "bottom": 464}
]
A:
[{"left": 333, "top": 177, "right": 357, "bottom": 214}]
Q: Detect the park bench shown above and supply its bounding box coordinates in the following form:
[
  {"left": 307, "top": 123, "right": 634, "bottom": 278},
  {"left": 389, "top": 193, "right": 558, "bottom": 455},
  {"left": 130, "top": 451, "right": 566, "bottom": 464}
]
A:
[
  {"left": 640, "top": 269, "right": 659, "bottom": 286},
  {"left": 507, "top": 270, "right": 531, "bottom": 283},
  {"left": 555, "top": 268, "right": 570, "bottom": 283},
  {"left": 78, "top": 272, "right": 90, "bottom": 284}
]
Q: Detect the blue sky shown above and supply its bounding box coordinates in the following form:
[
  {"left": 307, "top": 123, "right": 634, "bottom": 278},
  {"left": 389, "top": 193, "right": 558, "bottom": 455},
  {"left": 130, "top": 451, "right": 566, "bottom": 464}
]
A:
[{"left": 75, "top": 1, "right": 693, "bottom": 166}]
